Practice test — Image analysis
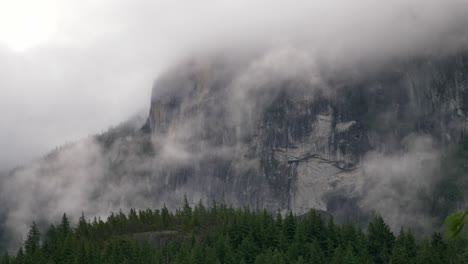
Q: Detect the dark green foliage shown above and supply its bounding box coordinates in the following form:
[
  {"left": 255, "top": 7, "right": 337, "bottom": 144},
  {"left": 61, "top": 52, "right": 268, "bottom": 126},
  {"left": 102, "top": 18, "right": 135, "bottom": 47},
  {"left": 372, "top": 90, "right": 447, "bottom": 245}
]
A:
[
  {"left": 24, "top": 222, "right": 40, "bottom": 256},
  {"left": 389, "top": 228, "right": 417, "bottom": 264},
  {"left": 1, "top": 204, "right": 467, "bottom": 264},
  {"left": 445, "top": 208, "right": 468, "bottom": 239},
  {"left": 367, "top": 215, "right": 395, "bottom": 264}
]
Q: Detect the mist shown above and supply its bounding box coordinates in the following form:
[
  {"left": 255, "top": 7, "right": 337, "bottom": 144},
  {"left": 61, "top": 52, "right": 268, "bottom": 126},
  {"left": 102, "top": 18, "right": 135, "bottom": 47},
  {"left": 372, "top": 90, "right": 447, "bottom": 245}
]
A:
[
  {"left": 2, "top": 0, "right": 468, "bottom": 170},
  {"left": 1, "top": 0, "right": 468, "bottom": 251}
]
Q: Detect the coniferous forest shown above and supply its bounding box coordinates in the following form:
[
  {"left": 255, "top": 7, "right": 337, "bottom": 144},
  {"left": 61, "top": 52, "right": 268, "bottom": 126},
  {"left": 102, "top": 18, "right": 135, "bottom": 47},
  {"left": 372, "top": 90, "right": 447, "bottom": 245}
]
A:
[{"left": 1, "top": 200, "right": 467, "bottom": 264}]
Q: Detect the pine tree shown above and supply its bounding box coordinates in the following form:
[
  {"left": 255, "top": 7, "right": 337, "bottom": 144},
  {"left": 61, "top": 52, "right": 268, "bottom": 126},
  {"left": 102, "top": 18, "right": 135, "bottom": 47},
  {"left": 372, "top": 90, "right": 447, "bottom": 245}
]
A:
[
  {"left": 429, "top": 232, "right": 449, "bottom": 263},
  {"left": 390, "top": 243, "right": 409, "bottom": 264},
  {"left": 161, "top": 204, "right": 171, "bottom": 229},
  {"left": 404, "top": 229, "right": 417, "bottom": 260},
  {"left": 237, "top": 234, "right": 258, "bottom": 264},
  {"left": 76, "top": 213, "right": 89, "bottom": 240},
  {"left": 283, "top": 211, "right": 296, "bottom": 241},
  {"left": 307, "top": 240, "right": 325, "bottom": 264},
  {"left": 367, "top": 215, "right": 395, "bottom": 264},
  {"left": 343, "top": 243, "right": 359, "bottom": 264},
  {"left": 270, "top": 249, "right": 286, "bottom": 264},
  {"left": 354, "top": 227, "right": 371, "bottom": 264},
  {"left": 58, "top": 234, "right": 75, "bottom": 264},
  {"left": 390, "top": 228, "right": 416, "bottom": 264},
  {"left": 16, "top": 248, "right": 25, "bottom": 264},
  {"left": 330, "top": 245, "right": 345, "bottom": 264},
  {"left": 182, "top": 195, "right": 193, "bottom": 229},
  {"left": 59, "top": 214, "right": 71, "bottom": 240},
  {"left": 24, "top": 222, "right": 40, "bottom": 257},
  {"left": 190, "top": 242, "right": 205, "bottom": 264},
  {"left": 415, "top": 240, "right": 432, "bottom": 264}
]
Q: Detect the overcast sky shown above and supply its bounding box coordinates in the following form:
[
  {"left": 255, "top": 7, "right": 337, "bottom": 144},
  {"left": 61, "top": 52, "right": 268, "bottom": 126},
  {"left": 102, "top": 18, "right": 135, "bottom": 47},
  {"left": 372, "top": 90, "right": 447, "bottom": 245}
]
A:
[{"left": 1, "top": 0, "right": 468, "bottom": 171}]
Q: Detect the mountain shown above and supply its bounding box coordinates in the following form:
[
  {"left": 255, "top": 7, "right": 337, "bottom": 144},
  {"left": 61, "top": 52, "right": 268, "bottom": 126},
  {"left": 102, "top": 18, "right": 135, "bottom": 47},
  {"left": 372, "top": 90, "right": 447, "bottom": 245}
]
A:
[
  {"left": 1, "top": 50, "right": 468, "bottom": 248},
  {"left": 137, "top": 52, "right": 468, "bottom": 227}
]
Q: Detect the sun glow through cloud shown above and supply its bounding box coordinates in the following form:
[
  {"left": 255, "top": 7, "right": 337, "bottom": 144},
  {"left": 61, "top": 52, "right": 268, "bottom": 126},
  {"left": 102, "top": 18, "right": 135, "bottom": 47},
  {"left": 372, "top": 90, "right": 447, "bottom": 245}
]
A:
[{"left": 0, "top": 0, "right": 60, "bottom": 51}]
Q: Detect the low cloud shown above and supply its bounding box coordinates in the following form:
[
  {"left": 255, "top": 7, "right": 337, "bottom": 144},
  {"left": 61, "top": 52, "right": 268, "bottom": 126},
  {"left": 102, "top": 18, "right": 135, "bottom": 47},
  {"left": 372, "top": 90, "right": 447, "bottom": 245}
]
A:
[{"left": 361, "top": 135, "right": 441, "bottom": 233}]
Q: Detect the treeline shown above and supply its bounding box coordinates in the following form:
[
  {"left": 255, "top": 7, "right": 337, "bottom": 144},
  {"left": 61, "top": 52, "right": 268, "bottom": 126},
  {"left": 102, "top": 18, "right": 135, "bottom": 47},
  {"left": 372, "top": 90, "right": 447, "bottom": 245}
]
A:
[{"left": 1, "top": 200, "right": 467, "bottom": 264}]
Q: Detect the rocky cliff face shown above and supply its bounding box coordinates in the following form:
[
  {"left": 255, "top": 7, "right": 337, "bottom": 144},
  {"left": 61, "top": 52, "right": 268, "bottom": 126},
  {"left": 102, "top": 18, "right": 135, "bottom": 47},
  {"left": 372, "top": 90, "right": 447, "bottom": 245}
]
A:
[{"left": 139, "top": 53, "right": 468, "bottom": 218}]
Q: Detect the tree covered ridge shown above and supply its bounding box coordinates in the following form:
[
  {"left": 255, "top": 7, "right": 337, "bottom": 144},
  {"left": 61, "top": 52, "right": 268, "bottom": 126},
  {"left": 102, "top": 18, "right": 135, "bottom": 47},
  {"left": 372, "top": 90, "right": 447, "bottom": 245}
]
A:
[{"left": 1, "top": 200, "right": 467, "bottom": 264}]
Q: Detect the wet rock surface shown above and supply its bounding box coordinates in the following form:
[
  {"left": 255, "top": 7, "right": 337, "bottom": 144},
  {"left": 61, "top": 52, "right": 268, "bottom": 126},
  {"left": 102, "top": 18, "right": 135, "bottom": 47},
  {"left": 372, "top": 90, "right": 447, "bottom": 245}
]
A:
[{"left": 135, "top": 53, "right": 468, "bottom": 218}]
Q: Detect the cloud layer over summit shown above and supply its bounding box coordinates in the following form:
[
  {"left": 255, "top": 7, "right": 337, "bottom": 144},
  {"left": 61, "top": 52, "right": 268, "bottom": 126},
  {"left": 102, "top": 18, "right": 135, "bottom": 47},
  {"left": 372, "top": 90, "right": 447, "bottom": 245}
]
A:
[{"left": 1, "top": 0, "right": 468, "bottom": 170}]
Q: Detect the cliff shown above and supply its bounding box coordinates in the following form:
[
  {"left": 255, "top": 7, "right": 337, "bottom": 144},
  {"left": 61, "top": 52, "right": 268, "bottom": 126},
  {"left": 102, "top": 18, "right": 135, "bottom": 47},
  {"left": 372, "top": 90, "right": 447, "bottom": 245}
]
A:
[
  {"left": 136, "top": 52, "right": 468, "bottom": 222},
  {"left": 2, "top": 52, "right": 468, "bottom": 247}
]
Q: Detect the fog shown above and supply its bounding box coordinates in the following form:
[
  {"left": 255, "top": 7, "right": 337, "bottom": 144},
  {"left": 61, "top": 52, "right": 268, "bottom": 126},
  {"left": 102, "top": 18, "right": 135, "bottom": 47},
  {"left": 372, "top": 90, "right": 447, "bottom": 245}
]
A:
[
  {"left": 1, "top": 0, "right": 468, "bottom": 251},
  {"left": 1, "top": 0, "right": 468, "bottom": 170}
]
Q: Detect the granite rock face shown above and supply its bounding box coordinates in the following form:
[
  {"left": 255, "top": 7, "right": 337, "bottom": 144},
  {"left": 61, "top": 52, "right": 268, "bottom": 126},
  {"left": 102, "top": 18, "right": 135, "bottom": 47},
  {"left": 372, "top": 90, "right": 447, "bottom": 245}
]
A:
[{"left": 139, "top": 53, "right": 468, "bottom": 216}]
